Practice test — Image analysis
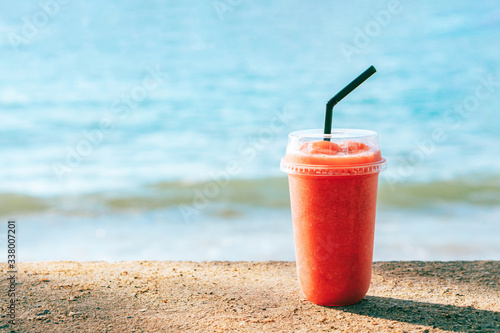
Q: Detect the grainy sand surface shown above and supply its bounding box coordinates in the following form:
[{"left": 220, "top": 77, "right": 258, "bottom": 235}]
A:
[{"left": 1, "top": 261, "right": 499, "bottom": 332}]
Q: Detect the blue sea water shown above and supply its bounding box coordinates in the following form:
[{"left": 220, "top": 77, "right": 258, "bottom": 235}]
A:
[{"left": 0, "top": 0, "right": 499, "bottom": 261}]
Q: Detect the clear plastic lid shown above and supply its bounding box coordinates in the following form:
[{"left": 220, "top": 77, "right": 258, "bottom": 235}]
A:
[{"left": 280, "top": 129, "right": 386, "bottom": 176}]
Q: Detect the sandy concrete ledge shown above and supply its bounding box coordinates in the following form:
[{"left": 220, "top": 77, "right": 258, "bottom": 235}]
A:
[{"left": 0, "top": 261, "right": 499, "bottom": 332}]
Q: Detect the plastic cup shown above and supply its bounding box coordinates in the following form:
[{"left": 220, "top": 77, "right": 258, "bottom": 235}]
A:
[{"left": 280, "top": 129, "right": 386, "bottom": 306}]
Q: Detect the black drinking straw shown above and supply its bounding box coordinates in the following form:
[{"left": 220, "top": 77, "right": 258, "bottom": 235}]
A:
[{"left": 324, "top": 65, "right": 377, "bottom": 141}]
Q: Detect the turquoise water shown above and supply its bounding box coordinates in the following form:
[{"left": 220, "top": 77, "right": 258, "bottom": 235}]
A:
[{"left": 1, "top": 0, "right": 499, "bottom": 261}]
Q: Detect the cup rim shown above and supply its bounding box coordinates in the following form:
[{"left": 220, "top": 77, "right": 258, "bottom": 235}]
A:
[
  {"left": 280, "top": 157, "right": 387, "bottom": 176},
  {"left": 289, "top": 128, "right": 378, "bottom": 140}
]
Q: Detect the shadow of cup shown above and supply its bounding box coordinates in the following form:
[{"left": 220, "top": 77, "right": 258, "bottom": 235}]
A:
[{"left": 333, "top": 295, "right": 500, "bottom": 332}]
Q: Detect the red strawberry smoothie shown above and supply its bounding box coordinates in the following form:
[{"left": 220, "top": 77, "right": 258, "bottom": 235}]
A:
[{"left": 281, "top": 130, "right": 385, "bottom": 306}]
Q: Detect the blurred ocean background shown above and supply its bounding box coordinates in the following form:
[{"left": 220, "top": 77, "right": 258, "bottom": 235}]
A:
[{"left": 0, "top": 0, "right": 499, "bottom": 261}]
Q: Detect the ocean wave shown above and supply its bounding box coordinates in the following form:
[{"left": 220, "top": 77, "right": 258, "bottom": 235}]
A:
[
  {"left": 0, "top": 193, "right": 49, "bottom": 215},
  {"left": 2, "top": 175, "right": 500, "bottom": 216},
  {"left": 378, "top": 175, "right": 500, "bottom": 208}
]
